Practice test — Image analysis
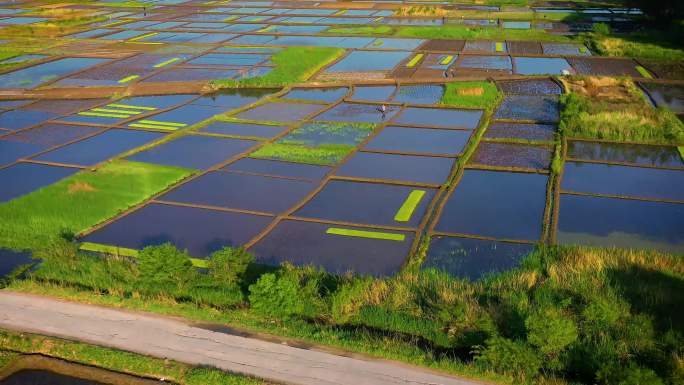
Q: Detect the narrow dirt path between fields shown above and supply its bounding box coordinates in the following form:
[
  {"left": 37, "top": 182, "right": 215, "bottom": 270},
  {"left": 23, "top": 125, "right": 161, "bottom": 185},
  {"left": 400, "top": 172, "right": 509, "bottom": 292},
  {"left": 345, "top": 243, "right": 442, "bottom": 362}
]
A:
[{"left": 0, "top": 291, "right": 487, "bottom": 385}]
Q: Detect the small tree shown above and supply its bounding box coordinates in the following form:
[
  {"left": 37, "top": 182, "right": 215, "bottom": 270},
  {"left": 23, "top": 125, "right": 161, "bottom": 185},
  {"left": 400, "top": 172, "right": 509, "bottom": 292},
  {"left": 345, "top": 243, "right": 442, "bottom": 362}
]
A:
[
  {"left": 208, "top": 247, "right": 254, "bottom": 286},
  {"left": 137, "top": 243, "right": 195, "bottom": 289},
  {"left": 249, "top": 265, "right": 326, "bottom": 319},
  {"left": 474, "top": 337, "right": 542, "bottom": 382}
]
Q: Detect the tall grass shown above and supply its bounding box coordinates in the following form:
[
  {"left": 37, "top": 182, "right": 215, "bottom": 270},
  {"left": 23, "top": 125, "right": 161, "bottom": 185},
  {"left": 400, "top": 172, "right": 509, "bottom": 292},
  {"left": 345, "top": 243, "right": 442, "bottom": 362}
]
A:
[
  {"left": 0, "top": 160, "right": 192, "bottom": 250},
  {"left": 249, "top": 143, "right": 354, "bottom": 165},
  {"left": 559, "top": 77, "right": 684, "bottom": 144}
]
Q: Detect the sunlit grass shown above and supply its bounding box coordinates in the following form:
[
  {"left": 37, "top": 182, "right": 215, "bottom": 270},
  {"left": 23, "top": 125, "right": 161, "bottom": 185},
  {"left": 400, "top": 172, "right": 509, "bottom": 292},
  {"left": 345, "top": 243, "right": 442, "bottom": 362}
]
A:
[
  {"left": 0, "top": 160, "right": 192, "bottom": 250},
  {"left": 559, "top": 76, "right": 684, "bottom": 144},
  {"left": 211, "top": 46, "right": 344, "bottom": 88},
  {"left": 440, "top": 81, "right": 501, "bottom": 110}
]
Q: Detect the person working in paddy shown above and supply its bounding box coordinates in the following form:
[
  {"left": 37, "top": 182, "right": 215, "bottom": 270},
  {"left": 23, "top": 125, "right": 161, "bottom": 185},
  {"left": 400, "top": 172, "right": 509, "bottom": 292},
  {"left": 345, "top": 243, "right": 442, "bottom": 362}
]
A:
[{"left": 377, "top": 104, "right": 387, "bottom": 120}]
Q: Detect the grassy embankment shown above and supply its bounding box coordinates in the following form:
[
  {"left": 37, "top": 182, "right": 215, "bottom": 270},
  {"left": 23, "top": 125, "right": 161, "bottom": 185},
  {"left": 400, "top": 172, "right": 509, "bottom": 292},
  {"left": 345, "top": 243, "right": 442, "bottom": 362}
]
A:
[
  {"left": 559, "top": 76, "right": 684, "bottom": 144},
  {"left": 0, "top": 331, "right": 268, "bottom": 385},
  {"left": 0, "top": 160, "right": 192, "bottom": 251},
  {"left": 6, "top": 243, "right": 684, "bottom": 385},
  {"left": 211, "top": 46, "right": 344, "bottom": 89}
]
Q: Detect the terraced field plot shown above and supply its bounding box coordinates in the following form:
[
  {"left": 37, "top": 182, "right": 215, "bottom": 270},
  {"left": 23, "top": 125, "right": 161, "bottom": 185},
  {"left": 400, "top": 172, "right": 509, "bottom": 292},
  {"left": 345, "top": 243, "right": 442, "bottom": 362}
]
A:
[{"left": 0, "top": 0, "right": 682, "bottom": 282}]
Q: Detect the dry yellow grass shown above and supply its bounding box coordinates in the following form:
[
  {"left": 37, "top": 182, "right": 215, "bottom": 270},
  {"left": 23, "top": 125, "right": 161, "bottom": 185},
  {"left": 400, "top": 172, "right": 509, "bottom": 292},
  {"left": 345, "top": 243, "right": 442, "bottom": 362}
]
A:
[{"left": 457, "top": 87, "right": 485, "bottom": 96}]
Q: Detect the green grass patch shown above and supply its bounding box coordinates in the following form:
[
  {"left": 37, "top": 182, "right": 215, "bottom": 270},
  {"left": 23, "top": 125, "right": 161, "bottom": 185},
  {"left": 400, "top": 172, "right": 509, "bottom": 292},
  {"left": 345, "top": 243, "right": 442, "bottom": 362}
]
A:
[
  {"left": 559, "top": 77, "right": 684, "bottom": 144},
  {"left": 440, "top": 81, "right": 501, "bottom": 110},
  {"left": 635, "top": 65, "right": 654, "bottom": 78},
  {"left": 326, "top": 228, "right": 406, "bottom": 241},
  {"left": 395, "top": 24, "right": 570, "bottom": 42},
  {"left": 0, "top": 160, "right": 192, "bottom": 250},
  {"left": 249, "top": 143, "right": 353, "bottom": 165},
  {"left": 587, "top": 31, "right": 684, "bottom": 61},
  {"left": 326, "top": 25, "right": 393, "bottom": 35},
  {"left": 0, "top": 331, "right": 266, "bottom": 385},
  {"left": 211, "top": 46, "right": 344, "bottom": 88},
  {"left": 0, "top": 350, "right": 18, "bottom": 370},
  {"left": 678, "top": 146, "right": 684, "bottom": 161}
]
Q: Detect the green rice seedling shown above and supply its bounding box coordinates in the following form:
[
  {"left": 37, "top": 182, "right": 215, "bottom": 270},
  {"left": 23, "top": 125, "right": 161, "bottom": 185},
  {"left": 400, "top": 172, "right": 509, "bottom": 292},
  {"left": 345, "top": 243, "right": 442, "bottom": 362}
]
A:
[
  {"left": 635, "top": 65, "right": 653, "bottom": 78},
  {"left": 249, "top": 143, "right": 355, "bottom": 165},
  {"left": 326, "top": 26, "right": 393, "bottom": 35},
  {"left": 396, "top": 24, "right": 571, "bottom": 42},
  {"left": 559, "top": 77, "right": 684, "bottom": 144}
]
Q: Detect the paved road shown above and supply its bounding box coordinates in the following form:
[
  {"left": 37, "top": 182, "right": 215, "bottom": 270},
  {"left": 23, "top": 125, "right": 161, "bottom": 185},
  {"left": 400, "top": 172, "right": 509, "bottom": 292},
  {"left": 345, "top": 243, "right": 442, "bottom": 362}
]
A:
[{"left": 0, "top": 292, "right": 485, "bottom": 385}]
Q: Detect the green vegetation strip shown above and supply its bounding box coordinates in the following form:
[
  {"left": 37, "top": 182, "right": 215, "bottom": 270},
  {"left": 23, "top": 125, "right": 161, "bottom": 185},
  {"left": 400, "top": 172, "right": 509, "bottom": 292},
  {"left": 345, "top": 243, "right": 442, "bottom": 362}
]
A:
[
  {"left": 138, "top": 120, "right": 186, "bottom": 127},
  {"left": 0, "top": 160, "right": 193, "bottom": 250},
  {"left": 128, "top": 32, "right": 157, "bottom": 42},
  {"left": 440, "top": 81, "right": 501, "bottom": 109},
  {"left": 326, "top": 227, "right": 406, "bottom": 241},
  {"left": 212, "top": 46, "right": 344, "bottom": 88},
  {"left": 406, "top": 53, "right": 423, "bottom": 68},
  {"left": 250, "top": 143, "right": 354, "bottom": 166},
  {"left": 78, "top": 111, "right": 129, "bottom": 118},
  {"left": 635, "top": 65, "right": 653, "bottom": 79},
  {"left": 117, "top": 75, "right": 139, "bottom": 84},
  {"left": 679, "top": 146, "right": 684, "bottom": 161},
  {"left": 153, "top": 57, "right": 180, "bottom": 68},
  {"left": 129, "top": 123, "right": 179, "bottom": 131},
  {"left": 107, "top": 104, "right": 156, "bottom": 111},
  {"left": 393, "top": 190, "right": 426, "bottom": 222},
  {"left": 92, "top": 108, "right": 142, "bottom": 115},
  {"left": 439, "top": 55, "right": 453, "bottom": 65},
  {"left": 79, "top": 242, "right": 209, "bottom": 268},
  {"left": 0, "top": 331, "right": 266, "bottom": 385},
  {"left": 326, "top": 25, "right": 393, "bottom": 35},
  {"left": 395, "top": 24, "right": 571, "bottom": 42}
]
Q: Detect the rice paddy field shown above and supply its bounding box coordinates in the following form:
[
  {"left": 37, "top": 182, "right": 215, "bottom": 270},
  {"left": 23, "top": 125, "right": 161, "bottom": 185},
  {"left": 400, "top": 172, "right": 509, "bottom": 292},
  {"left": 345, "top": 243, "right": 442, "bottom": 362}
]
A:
[{"left": 0, "top": 0, "right": 683, "bottom": 384}]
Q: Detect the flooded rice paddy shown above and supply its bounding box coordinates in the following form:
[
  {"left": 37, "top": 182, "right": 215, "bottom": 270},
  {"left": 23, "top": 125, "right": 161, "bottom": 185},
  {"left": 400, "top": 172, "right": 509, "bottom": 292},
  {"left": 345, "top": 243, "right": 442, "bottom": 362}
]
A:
[{"left": 0, "top": 0, "right": 682, "bottom": 281}]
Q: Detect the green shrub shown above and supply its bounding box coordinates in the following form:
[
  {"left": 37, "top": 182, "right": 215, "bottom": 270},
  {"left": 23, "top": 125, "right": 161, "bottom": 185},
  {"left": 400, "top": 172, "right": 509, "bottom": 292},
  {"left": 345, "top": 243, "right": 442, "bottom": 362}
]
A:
[
  {"left": 526, "top": 308, "right": 578, "bottom": 355},
  {"left": 137, "top": 244, "right": 195, "bottom": 289},
  {"left": 592, "top": 23, "right": 610, "bottom": 35},
  {"left": 208, "top": 247, "right": 254, "bottom": 286},
  {"left": 596, "top": 362, "right": 664, "bottom": 385},
  {"left": 474, "top": 337, "right": 542, "bottom": 381},
  {"left": 248, "top": 265, "right": 327, "bottom": 319}
]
